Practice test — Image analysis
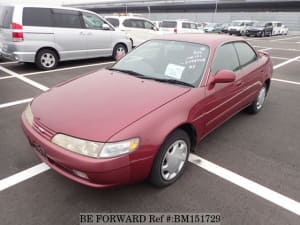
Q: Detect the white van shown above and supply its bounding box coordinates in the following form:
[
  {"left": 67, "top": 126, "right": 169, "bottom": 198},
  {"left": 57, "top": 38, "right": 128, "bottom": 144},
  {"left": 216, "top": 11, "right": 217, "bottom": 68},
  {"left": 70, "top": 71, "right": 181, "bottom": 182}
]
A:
[
  {"left": 160, "top": 20, "right": 204, "bottom": 34},
  {"left": 105, "top": 15, "right": 159, "bottom": 47},
  {"left": 271, "top": 21, "right": 283, "bottom": 36},
  {"left": 0, "top": 5, "right": 132, "bottom": 70}
]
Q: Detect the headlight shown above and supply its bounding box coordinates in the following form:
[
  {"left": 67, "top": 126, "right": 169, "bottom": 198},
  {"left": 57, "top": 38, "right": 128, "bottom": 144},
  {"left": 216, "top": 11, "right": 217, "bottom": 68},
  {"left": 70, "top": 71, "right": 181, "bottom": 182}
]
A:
[
  {"left": 24, "top": 104, "right": 34, "bottom": 126},
  {"left": 100, "top": 138, "right": 139, "bottom": 158},
  {"left": 51, "top": 134, "right": 139, "bottom": 158}
]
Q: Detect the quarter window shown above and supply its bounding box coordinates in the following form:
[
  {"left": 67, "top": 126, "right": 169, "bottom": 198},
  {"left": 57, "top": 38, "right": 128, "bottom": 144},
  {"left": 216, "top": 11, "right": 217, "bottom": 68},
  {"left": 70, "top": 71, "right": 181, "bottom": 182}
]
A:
[
  {"left": 52, "top": 9, "right": 82, "bottom": 29},
  {"left": 211, "top": 43, "right": 240, "bottom": 74},
  {"left": 234, "top": 42, "right": 257, "bottom": 67},
  {"left": 182, "top": 22, "right": 190, "bottom": 29}
]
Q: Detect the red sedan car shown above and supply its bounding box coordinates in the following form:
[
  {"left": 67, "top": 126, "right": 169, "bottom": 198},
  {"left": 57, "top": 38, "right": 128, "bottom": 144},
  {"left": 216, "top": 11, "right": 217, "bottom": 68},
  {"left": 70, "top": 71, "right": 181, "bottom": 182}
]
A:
[{"left": 22, "top": 34, "right": 273, "bottom": 188}]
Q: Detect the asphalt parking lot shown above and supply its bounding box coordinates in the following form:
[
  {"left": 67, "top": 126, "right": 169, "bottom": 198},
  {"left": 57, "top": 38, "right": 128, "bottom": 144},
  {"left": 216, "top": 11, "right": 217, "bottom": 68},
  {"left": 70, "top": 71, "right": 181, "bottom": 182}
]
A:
[{"left": 0, "top": 34, "right": 300, "bottom": 225}]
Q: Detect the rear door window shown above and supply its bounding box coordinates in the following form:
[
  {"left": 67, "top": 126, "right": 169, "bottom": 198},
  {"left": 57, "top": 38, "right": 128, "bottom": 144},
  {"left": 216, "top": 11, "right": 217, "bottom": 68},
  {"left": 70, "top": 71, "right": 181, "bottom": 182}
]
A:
[
  {"left": 123, "top": 19, "right": 144, "bottom": 29},
  {"left": 233, "top": 42, "right": 257, "bottom": 68},
  {"left": 161, "top": 21, "right": 177, "bottom": 28},
  {"left": 0, "top": 6, "right": 13, "bottom": 28},
  {"left": 23, "top": 7, "right": 52, "bottom": 27},
  {"left": 52, "top": 9, "right": 83, "bottom": 29},
  {"left": 211, "top": 43, "right": 240, "bottom": 74}
]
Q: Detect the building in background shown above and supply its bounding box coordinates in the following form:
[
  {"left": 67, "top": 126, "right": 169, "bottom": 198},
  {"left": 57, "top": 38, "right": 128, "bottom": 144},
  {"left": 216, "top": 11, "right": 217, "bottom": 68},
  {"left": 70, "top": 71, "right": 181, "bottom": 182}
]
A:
[{"left": 64, "top": 0, "right": 300, "bottom": 31}]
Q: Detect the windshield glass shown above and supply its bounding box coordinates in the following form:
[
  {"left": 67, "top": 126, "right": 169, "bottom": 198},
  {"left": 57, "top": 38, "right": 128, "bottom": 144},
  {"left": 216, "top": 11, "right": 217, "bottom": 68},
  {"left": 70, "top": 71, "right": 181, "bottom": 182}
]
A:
[
  {"left": 253, "top": 22, "right": 266, "bottom": 27},
  {"left": 232, "top": 21, "right": 244, "bottom": 26},
  {"left": 111, "top": 40, "right": 210, "bottom": 87}
]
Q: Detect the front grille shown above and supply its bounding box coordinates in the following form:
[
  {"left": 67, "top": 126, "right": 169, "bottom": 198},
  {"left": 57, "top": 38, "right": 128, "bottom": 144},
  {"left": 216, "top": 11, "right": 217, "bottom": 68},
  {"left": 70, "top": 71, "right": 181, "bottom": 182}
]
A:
[{"left": 33, "top": 120, "right": 56, "bottom": 141}]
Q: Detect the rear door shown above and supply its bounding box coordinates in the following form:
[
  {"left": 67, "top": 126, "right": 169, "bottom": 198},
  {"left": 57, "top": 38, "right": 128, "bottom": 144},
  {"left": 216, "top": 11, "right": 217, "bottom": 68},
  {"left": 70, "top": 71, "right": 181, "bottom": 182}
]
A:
[
  {"left": 233, "top": 41, "right": 262, "bottom": 107},
  {"left": 82, "top": 12, "right": 113, "bottom": 58},
  {"left": 52, "top": 8, "right": 87, "bottom": 61},
  {"left": 204, "top": 43, "right": 241, "bottom": 134}
]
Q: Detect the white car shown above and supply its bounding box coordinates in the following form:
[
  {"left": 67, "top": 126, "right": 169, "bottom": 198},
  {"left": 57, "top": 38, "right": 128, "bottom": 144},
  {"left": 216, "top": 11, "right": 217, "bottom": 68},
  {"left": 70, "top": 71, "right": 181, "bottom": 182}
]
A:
[
  {"left": 228, "top": 20, "right": 256, "bottom": 36},
  {"left": 105, "top": 15, "right": 159, "bottom": 47},
  {"left": 160, "top": 20, "right": 204, "bottom": 34},
  {"left": 280, "top": 25, "right": 288, "bottom": 35},
  {"left": 271, "top": 21, "right": 284, "bottom": 35}
]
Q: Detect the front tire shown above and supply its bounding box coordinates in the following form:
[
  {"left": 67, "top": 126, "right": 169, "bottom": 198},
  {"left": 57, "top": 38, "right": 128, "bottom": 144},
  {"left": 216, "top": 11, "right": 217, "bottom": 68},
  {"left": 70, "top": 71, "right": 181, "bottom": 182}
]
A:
[
  {"left": 112, "top": 44, "right": 127, "bottom": 60},
  {"left": 36, "top": 49, "right": 58, "bottom": 70},
  {"left": 149, "top": 129, "right": 190, "bottom": 188},
  {"left": 246, "top": 84, "right": 267, "bottom": 114}
]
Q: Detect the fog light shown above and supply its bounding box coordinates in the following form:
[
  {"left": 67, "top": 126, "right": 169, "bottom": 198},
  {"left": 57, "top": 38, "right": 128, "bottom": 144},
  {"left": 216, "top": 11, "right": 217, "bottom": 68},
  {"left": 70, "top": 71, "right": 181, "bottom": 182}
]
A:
[{"left": 73, "top": 170, "right": 88, "bottom": 179}]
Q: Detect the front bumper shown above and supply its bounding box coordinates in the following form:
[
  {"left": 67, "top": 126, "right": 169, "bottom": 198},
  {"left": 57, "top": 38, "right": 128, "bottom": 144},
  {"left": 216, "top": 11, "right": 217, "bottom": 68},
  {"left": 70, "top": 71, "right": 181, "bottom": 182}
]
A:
[
  {"left": 246, "top": 30, "right": 263, "bottom": 36},
  {"left": 229, "top": 29, "right": 241, "bottom": 35},
  {"left": 21, "top": 113, "right": 153, "bottom": 188}
]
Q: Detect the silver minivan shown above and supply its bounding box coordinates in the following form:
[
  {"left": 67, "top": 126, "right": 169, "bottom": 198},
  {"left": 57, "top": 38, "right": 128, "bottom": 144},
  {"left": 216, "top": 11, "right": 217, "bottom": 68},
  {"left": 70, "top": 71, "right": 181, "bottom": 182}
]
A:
[{"left": 0, "top": 5, "right": 132, "bottom": 70}]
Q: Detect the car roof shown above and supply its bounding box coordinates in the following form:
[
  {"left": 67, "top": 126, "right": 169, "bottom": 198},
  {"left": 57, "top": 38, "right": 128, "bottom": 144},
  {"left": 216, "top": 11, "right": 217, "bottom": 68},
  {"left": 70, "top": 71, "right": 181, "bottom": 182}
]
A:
[
  {"left": 155, "top": 34, "right": 243, "bottom": 47},
  {"left": 1, "top": 4, "right": 100, "bottom": 15}
]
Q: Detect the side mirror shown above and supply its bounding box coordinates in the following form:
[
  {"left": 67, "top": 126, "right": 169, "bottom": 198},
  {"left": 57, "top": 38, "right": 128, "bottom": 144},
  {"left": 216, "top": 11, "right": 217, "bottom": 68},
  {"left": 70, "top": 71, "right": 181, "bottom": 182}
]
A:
[
  {"left": 103, "top": 24, "right": 110, "bottom": 30},
  {"left": 212, "top": 70, "right": 236, "bottom": 84}
]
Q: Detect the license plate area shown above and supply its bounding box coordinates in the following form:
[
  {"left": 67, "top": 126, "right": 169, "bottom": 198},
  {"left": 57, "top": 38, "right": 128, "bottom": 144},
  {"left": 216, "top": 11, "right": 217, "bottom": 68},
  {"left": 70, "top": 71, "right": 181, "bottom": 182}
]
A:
[{"left": 32, "top": 142, "right": 47, "bottom": 158}]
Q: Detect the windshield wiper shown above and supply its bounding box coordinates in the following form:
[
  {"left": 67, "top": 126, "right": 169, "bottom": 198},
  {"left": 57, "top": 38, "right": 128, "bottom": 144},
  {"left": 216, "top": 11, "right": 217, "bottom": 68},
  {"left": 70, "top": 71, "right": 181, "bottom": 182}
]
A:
[
  {"left": 108, "top": 68, "right": 194, "bottom": 87},
  {"left": 149, "top": 78, "right": 195, "bottom": 88},
  {"left": 108, "top": 68, "right": 146, "bottom": 78}
]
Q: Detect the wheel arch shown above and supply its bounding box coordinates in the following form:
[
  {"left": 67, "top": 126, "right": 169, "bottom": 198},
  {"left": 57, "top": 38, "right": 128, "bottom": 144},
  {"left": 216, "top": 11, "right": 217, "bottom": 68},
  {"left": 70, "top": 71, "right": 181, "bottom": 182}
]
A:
[{"left": 35, "top": 47, "right": 60, "bottom": 62}]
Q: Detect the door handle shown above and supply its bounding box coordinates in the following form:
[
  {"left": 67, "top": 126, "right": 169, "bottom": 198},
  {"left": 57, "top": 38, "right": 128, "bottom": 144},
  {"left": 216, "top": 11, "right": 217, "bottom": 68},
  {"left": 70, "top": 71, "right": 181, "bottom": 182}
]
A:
[{"left": 79, "top": 32, "right": 85, "bottom": 35}]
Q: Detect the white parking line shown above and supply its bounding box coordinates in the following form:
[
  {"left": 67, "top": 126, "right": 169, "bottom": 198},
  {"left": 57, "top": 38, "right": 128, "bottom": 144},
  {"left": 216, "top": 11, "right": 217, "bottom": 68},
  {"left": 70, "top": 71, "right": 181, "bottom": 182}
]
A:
[
  {"left": 253, "top": 46, "right": 300, "bottom": 52},
  {"left": 0, "top": 66, "right": 49, "bottom": 91},
  {"left": 0, "top": 163, "right": 49, "bottom": 191},
  {"left": 270, "top": 36, "right": 300, "bottom": 42},
  {"left": 0, "top": 61, "right": 114, "bottom": 80},
  {"left": 272, "top": 78, "right": 300, "bottom": 86},
  {"left": 260, "top": 48, "right": 272, "bottom": 51},
  {"left": 189, "top": 154, "right": 300, "bottom": 216},
  {"left": 271, "top": 56, "right": 290, "bottom": 60},
  {"left": 0, "top": 98, "right": 33, "bottom": 109},
  {"left": 273, "top": 56, "right": 300, "bottom": 70}
]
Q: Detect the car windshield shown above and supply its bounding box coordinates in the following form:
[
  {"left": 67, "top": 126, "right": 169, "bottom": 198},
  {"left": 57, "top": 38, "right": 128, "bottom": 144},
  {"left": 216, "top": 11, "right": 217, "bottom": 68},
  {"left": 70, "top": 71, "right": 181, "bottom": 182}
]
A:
[
  {"left": 111, "top": 40, "right": 210, "bottom": 87},
  {"left": 161, "top": 21, "right": 177, "bottom": 28},
  {"left": 232, "top": 21, "right": 244, "bottom": 26},
  {"left": 253, "top": 22, "right": 266, "bottom": 27}
]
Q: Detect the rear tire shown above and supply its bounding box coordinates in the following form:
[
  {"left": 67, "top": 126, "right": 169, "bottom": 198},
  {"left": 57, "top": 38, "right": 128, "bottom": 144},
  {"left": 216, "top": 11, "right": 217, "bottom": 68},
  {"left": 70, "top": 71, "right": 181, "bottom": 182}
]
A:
[
  {"left": 149, "top": 129, "right": 190, "bottom": 188},
  {"left": 245, "top": 84, "right": 267, "bottom": 114},
  {"left": 35, "top": 49, "right": 58, "bottom": 70},
  {"left": 112, "top": 44, "right": 127, "bottom": 60}
]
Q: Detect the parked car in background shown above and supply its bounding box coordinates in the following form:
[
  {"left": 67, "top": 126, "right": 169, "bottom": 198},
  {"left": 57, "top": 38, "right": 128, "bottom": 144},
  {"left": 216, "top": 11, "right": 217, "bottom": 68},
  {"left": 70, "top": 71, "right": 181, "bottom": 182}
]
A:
[
  {"left": 221, "top": 23, "right": 230, "bottom": 33},
  {"left": 280, "top": 24, "right": 288, "bottom": 35},
  {"left": 203, "top": 23, "right": 223, "bottom": 33},
  {"left": 246, "top": 21, "right": 273, "bottom": 37},
  {"left": 22, "top": 34, "right": 272, "bottom": 188},
  {"left": 105, "top": 15, "right": 159, "bottom": 47},
  {"left": 153, "top": 21, "right": 162, "bottom": 28},
  {"left": 271, "top": 21, "right": 283, "bottom": 35},
  {"left": 160, "top": 19, "right": 203, "bottom": 34},
  {"left": 228, "top": 20, "right": 256, "bottom": 36},
  {"left": 0, "top": 5, "right": 131, "bottom": 70}
]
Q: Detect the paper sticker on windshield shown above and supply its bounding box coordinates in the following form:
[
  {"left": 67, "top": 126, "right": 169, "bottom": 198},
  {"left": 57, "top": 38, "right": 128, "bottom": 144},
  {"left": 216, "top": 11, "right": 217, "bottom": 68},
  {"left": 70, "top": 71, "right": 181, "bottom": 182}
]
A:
[{"left": 165, "top": 64, "right": 185, "bottom": 79}]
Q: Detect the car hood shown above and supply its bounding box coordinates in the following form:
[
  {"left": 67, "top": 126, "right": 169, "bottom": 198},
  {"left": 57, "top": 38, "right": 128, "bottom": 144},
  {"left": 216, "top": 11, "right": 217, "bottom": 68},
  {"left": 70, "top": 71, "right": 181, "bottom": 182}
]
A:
[{"left": 31, "top": 69, "right": 190, "bottom": 142}]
